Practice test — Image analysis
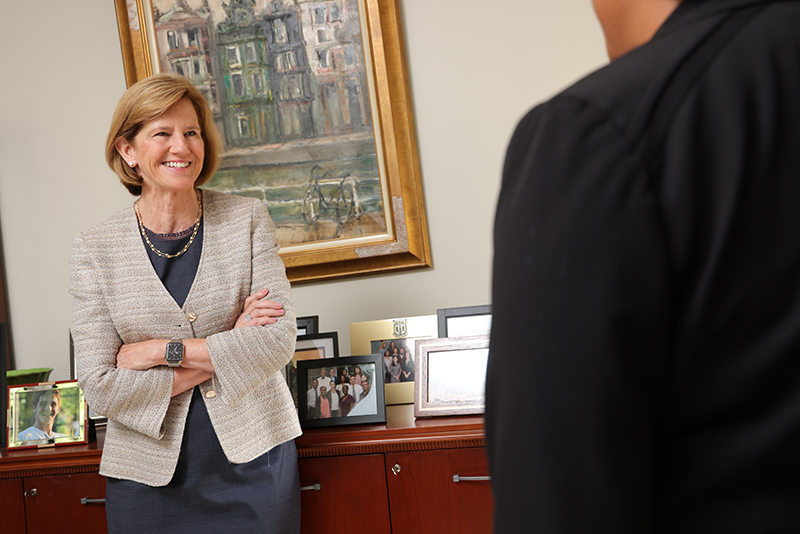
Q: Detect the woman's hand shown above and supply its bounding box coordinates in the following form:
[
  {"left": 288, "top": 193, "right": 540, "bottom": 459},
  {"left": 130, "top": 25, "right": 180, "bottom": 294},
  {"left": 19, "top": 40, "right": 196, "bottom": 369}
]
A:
[
  {"left": 234, "top": 288, "right": 285, "bottom": 328},
  {"left": 116, "top": 339, "right": 167, "bottom": 370}
]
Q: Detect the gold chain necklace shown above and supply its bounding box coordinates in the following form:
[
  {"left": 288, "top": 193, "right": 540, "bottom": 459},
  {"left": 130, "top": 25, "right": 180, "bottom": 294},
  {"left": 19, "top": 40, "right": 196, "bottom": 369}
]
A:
[{"left": 135, "top": 190, "right": 202, "bottom": 259}]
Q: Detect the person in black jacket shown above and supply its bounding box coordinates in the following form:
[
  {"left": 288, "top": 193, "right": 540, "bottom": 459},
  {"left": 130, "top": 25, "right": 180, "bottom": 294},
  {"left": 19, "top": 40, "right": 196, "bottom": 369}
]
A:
[{"left": 485, "top": 0, "right": 800, "bottom": 532}]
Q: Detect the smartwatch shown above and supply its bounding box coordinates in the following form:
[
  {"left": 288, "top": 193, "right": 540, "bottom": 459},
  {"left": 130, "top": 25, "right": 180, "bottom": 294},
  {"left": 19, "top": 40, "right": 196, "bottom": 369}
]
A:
[{"left": 165, "top": 339, "right": 184, "bottom": 368}]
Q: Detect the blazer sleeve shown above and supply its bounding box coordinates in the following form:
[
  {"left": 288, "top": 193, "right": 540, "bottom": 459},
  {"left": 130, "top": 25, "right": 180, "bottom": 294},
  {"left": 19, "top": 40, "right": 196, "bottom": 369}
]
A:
[
  {"left": 486, "top": 95, "right": 672, "bottom": 532},
  {"left": 70, "top": 233, "right": 173, "bottom": 440},
  {"left": 205, "top": 200, "right": 297, "bottom": 404}
]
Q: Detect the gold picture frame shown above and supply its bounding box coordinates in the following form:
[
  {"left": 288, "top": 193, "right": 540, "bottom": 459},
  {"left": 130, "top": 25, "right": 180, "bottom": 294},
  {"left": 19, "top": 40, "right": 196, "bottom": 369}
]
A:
[
  {"left": 350, "top": 314, "right": 437, "bottom": 405},
  {"left": 6, "top": 381, "right": 89, "bottom": 450},
  {"left": 112, "top": 0, "right": 431, "bottom": 284}
]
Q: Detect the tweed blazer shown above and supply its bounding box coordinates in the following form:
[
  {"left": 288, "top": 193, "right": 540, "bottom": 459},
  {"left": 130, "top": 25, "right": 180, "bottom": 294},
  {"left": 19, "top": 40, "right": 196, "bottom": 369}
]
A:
[{"left": 70, "top": 190, "right": 301, "bottom": 487}]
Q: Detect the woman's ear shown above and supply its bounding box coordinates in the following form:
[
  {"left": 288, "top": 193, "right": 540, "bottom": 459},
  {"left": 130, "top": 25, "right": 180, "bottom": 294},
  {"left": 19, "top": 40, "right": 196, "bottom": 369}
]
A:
[{"left": 115, "top": 137, "right": 136, "bottom": 167}]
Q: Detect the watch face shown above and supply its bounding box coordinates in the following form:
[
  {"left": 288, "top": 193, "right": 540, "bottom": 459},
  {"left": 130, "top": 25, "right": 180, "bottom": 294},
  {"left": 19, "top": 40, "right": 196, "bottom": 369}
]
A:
[{"left": 166, "top": 343, "right": 183, "bottom": 362}]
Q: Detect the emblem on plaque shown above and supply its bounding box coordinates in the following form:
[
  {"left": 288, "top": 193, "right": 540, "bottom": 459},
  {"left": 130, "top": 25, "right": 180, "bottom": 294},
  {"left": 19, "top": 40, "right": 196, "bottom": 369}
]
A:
[{"left": 392, "top": 319, "right": 408, "bottom": 338}]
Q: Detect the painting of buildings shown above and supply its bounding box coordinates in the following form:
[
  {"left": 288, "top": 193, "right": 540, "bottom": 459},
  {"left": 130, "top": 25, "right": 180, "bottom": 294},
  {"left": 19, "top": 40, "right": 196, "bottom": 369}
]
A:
[{"left": 150, "top": 0, "right": 385, "bottom": 247}]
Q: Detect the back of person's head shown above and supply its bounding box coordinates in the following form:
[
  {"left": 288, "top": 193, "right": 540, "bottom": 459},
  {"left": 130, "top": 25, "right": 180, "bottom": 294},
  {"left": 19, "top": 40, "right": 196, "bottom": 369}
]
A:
[{"left": 105, "top": 73, "right": 222, "bottom": 195}]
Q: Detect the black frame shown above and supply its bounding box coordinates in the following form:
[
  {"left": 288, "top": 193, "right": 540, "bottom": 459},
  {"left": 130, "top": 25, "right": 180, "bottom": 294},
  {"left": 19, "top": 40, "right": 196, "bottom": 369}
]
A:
[
  {"left": 296, "top": 316, "right": 320, "bottom": 337},
  {"left": 297, "top": 354, "right": 386, "bottom": 429},
  {"left": 436, "top": 305, "right": 492, "bottom": 338},
  {"left": 286, "top": 331, "right": 340, "bottom": 414}
]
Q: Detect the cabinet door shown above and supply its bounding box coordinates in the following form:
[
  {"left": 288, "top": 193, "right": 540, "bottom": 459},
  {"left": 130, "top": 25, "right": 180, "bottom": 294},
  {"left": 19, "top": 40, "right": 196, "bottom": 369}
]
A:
[
  {"left": 23, "top": 472, "right": 107, "bottom": 533},
  {"left": 299, "top": 454, "right": 391, "bottom": 534},
  {"left": 0, "top": 478, "right": 26, "bottom": 534},
  {"left": 386, "top": 447, "right": 493, "bottom": 533}
]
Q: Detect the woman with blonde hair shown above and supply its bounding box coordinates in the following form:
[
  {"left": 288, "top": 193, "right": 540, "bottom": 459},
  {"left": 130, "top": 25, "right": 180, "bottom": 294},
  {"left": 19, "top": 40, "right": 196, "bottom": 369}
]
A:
[{"left": 71, "top": 74, "right": 301, "bottom": 533}]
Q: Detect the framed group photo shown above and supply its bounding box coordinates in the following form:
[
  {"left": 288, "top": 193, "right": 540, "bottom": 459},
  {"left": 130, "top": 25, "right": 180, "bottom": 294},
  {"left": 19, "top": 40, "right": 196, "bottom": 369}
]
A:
[
  {"left": 297, "top": 354, "right": 385, "bottom": 428},
  {"left": 351, "top": 315, "right": 437, "bottom": 405},
  {"left": 6, "top": 381, "right": 89, "bottom": 450}
]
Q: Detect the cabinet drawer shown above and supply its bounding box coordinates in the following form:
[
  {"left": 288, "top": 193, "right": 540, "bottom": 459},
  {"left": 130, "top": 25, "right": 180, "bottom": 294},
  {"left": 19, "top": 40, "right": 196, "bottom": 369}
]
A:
[
  {"left": 299, "top": 454, "right": 391, "bottom": 534},
  {"left": 1, "top": 478, "right": 25, "bottom": 534},
  {"left": 386, "top": 448, "right": 493, "bottom": 533},
  {"left": 23, "top": 472, "right": 107, "bottom": 533}
]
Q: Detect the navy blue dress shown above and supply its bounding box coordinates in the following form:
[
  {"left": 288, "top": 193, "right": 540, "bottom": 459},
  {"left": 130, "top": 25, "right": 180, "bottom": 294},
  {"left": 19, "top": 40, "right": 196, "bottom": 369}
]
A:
[{"left": 105, "top": 219, "right": 300, "bottom": 533}]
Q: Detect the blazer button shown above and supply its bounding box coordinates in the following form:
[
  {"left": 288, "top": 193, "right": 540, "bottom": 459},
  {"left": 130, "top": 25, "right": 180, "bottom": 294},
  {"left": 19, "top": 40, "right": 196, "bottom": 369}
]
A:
[
  {"left": 186, "top": 312, "right": 198, "bottom": 323},
  {"left": 205, "top": 390, "right": 216, "bottom": 399}
]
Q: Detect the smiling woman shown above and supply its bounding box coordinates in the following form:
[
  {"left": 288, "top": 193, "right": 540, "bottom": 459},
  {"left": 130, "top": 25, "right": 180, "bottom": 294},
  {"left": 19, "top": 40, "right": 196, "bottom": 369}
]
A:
[{"left": 71, "top": 73, "right": 302, "bottom": 533}]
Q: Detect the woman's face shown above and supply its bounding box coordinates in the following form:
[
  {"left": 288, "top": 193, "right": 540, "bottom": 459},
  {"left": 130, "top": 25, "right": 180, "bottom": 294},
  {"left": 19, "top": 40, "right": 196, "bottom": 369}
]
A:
[
  {"left": 355, "top": 366, "right": 361, "bottom": 375},
  {"left": 117, "top": 98, "right": 204, "bottom": 197},
  {"left": 393, "top": 356, "right": 399, "bottom": 364}
]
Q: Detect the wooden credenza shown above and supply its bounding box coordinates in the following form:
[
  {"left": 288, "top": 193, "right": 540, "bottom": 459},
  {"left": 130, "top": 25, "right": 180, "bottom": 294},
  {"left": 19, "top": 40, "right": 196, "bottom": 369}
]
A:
[
  {"left": 296, "top": 404, "right": 493, "bottom": 533},
  {"left": 1, "top": 405, "right": 492, "bottom": 534},
  {"left": 0, "top": 431, "right": 107, "bottom": 534}
]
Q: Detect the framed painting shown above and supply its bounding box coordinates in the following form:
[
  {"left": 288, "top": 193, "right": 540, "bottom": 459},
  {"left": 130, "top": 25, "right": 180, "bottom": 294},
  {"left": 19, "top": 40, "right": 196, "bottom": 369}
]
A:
[
  {"left": 414, "top": 335, "right": 489, "bottom": 418},
  {"left": 113, "top": 0, "right": 431, "bottom": 283}
]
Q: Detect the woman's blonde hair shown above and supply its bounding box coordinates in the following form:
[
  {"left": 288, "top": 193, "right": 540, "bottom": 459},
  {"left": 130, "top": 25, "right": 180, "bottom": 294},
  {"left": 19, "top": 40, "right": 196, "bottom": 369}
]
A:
[{"left": 105, "top": 73, "right": 222, "bottom": 196}]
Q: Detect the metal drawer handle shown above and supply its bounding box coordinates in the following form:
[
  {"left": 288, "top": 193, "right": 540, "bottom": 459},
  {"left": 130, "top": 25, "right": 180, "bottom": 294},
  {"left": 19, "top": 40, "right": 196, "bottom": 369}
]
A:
[
  {"left": 453, "top": 475, "right": 491, "bottom": 483},
  {"left": 300, "top": 483, "right": 321, "bottom": 491},
  {"left": 80, "top": 498, "right": 106, "bottom": 505}
]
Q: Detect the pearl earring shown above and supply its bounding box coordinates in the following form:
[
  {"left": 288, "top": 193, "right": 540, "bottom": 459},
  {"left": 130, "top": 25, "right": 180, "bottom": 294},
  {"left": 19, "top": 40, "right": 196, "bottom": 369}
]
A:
[{"left": 129, "top": 161, "right": 136, "bottom": 167}]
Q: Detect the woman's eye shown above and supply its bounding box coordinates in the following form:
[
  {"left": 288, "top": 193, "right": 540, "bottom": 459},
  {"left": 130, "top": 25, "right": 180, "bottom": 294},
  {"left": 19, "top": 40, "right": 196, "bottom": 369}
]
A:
[{"left": 186, "top": 131, "right": 198, "bottom": 137}]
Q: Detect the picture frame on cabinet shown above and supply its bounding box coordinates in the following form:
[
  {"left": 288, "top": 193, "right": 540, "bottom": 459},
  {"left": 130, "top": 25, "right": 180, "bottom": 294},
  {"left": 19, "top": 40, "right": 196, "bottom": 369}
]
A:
[
  {"left": 414, "top": 335, "right": 490, "bottom": 418},
  {"left": 296, "top": 316, "right": 320, "bottom": 337},
  {"left": 6, "top": 380, "right": 89, "bottom": 450},
  {"left": 351, "top": 315, "right": 438, "bottom": 405},
  {"left": 297, "top": 354, "right": 385, "bottom": 428},
  {"left": 112, "top": 0, "right": 431, "bottom": 284},
  {"left": 436, "top": 305, "right": 492, "bottom": 338},
  {"left": 286, "top": 332, "right": 340, "bottom": 413}
]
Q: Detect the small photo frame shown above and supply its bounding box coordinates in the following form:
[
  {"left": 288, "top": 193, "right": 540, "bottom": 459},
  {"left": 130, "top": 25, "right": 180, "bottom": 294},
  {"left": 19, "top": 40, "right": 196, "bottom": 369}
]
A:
[
  {"left": 350, "top": 315, "right": 437, "bottom": 405},
  {"left": 296, "top": 316, "right": 320, "bottom": 337},
  {"left": 7, "top": 380, "right": 88, "bottom": 450},
  {"left": 414, "top": 335, "right": 490, "bottom": 418},
  {"left": 286, "top": 332, "right": 339, "bottom": 413},
  {"left": 297, "top": 354, "right": 386, "bottom": 428},
  {"left": 437, "top": 305, "right": 492, "bottom": 338}
]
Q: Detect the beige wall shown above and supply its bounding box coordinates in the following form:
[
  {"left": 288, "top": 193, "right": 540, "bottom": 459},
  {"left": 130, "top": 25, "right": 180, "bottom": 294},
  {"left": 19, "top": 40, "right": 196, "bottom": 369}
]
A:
[{"left": 0, "top": 1, "right": 605, "bottom": 379}]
